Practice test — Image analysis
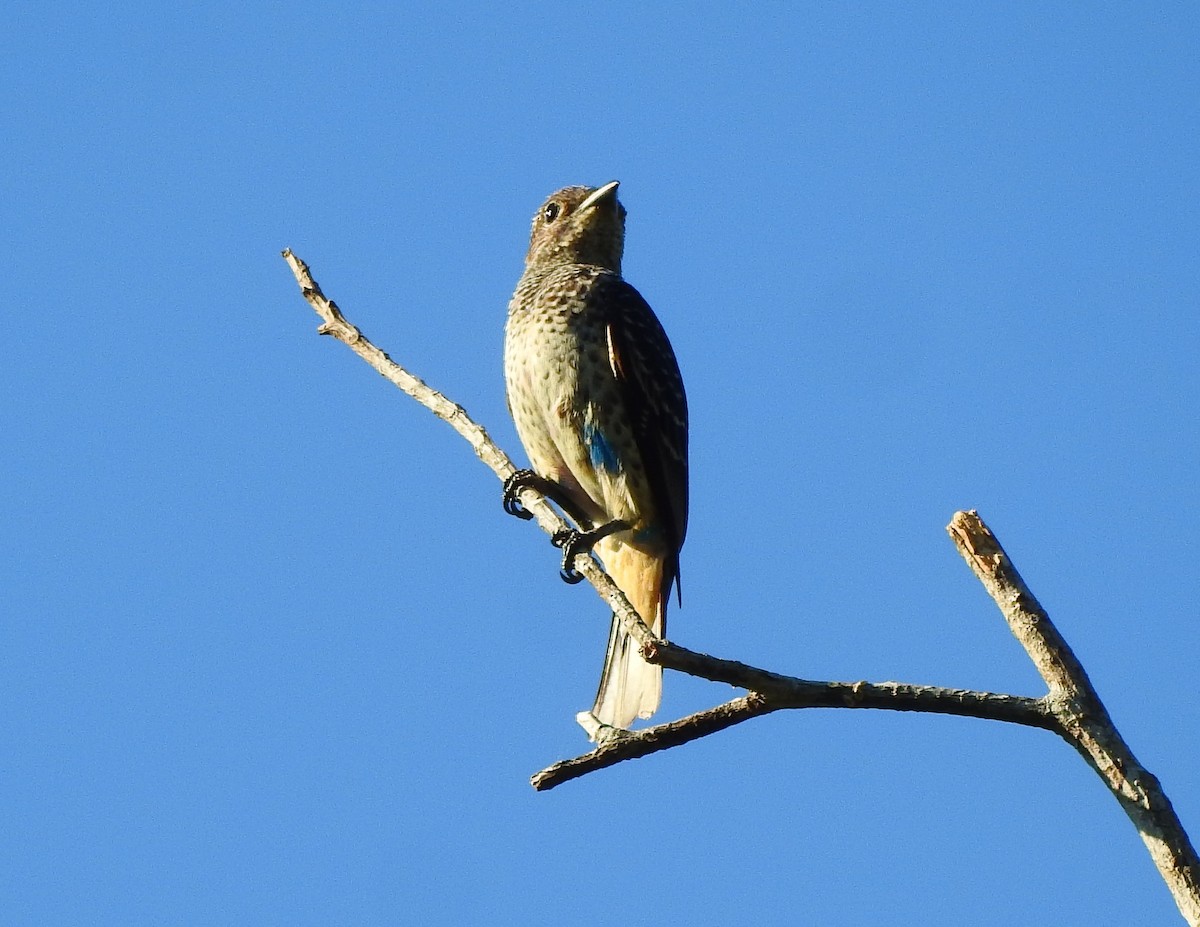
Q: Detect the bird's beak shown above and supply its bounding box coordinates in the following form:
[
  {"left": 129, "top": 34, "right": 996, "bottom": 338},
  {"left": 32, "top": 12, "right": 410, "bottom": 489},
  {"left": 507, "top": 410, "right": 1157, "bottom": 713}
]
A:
[{"left": 578, "top": 180, "right": 620, "bottom": 212}]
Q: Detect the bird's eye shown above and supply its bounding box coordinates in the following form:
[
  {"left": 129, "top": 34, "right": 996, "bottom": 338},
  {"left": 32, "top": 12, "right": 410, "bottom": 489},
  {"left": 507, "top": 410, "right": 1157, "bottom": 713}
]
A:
[{"left": 543, "top": 202, "right": 561, "bottom": 223}]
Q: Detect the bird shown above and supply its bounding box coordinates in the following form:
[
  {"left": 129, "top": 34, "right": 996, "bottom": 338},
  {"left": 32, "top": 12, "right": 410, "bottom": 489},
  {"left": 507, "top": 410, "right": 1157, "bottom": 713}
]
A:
[{"left": 503, "top": 181, "right": 688, "bottom": 736}]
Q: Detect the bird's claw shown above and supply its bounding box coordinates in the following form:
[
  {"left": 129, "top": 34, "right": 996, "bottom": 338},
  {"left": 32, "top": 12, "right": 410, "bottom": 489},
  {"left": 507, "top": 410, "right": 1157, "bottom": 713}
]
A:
[
  {"left": 506, "top": 472, "right": 628, "bottom": 584},
  {"left": 552, "top": 528, "right": 588, "bottom": 583},
  {"left": 551, "top": 519, "right": 630, "bottom": 585},
  {"left": 502, "top": 469, "right": 539, "bottom": 520}
]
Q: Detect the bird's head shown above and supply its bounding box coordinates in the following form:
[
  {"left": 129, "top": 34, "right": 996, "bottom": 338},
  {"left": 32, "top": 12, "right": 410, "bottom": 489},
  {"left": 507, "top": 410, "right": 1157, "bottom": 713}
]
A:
[{"left": 524, "top": 181, "right": 626, "bottom": 273}]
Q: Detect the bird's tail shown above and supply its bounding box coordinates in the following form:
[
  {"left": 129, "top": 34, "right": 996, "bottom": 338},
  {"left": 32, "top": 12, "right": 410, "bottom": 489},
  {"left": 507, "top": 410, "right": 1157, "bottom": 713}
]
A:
[{"left": 589, "top": 536, "right": 666, "bottom": 734}]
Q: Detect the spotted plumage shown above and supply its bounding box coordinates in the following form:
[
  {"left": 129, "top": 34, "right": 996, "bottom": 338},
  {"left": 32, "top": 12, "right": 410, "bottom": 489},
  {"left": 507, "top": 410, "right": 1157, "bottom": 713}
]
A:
[{"left": 504, "top": 182, "right": 688, "bottom": 734}]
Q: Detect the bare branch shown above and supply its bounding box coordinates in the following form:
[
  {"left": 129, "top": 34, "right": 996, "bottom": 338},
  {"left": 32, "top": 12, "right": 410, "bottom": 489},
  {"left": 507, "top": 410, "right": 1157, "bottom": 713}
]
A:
[
  {"left": 948, "top": 510, "right": 1090, "bottom": 697},
  {"left": 644, "top": 640, "right": 1046, "bottom": 725},
  {"left": 533, "top": 671, "right": 1053, "bottom": 791},
  {"left": 281, "top": 248, "right": 659, "bottom": 651},
  {"left": 282, "top": 250, "right": 516, "bottom": 483},
  {"left": 283, "top": 251, "right": 1198, "bottom": 923},
  {"left": 949, "top": 511, "right": 1200, "bottom": 924},
  {"left": 532, "top": 694, "right": 777, "bottom": 790}
]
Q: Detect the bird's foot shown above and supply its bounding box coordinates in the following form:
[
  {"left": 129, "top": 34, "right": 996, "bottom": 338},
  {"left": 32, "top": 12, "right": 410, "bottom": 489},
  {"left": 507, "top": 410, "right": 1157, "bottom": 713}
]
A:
[
  {"left": 503, "top": 469, "right": 594, "bottom": 527},
  {"left": 502, "top": 469, "right": 551, "bottom": 520},
  {"left": 551, "top": 519, "right": 630, "bottom": 584}
]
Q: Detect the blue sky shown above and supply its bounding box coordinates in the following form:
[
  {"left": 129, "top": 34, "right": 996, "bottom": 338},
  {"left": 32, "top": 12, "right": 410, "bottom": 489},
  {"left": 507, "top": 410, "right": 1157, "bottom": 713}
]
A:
[{"left": 4, "top": 4, "right": 1198, "bottom": 924}]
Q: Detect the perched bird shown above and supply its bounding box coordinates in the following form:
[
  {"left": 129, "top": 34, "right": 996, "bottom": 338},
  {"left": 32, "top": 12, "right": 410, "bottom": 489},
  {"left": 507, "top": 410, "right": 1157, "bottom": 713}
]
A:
[{"left": 503, "top": 181, "right": 688, "bottom": 735}]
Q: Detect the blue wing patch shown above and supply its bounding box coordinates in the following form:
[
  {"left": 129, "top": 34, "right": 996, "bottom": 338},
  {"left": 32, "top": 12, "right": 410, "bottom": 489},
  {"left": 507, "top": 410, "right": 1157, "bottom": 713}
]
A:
[{"left": 583, "top": 422, "right": 621, "bottom": 474}]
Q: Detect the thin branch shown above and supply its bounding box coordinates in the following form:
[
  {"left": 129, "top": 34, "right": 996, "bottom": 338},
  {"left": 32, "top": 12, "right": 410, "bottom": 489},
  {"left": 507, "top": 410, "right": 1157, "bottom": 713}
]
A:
[
  {"left": 281, "top": 248, "right": 659, "bottom": 651},
  {"left": 949, "top": 511, "right": 1200, "bottom": 925},
  {"left": 532, "top": 643, "right": 1055, "bottom": 789},
  {"left": 532, "top": 673, "right": 1053, "bottom": 789},
  {"left": 662, "top": 645, "right": 1054, "bottom": 728},
  {"left": 947, "top": 510, "right": 1093, "bottom": 697},
  {"left": 644, "top": 640, "right": 1049, "bottom": 726},
  {"left": 283, "top": 250, "right": 1198, "bottom": 923},
  {"left": 282, "top": 250, "right": 516, "bottom": 482},
  {"left": 532, "top": 694, "right": 778, "bottom": 790}
]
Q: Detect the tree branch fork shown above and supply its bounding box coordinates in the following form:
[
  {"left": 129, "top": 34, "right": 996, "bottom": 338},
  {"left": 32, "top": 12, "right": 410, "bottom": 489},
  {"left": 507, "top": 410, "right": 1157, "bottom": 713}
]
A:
[{"left": 282, "top": 249, "right": 1199, "bottom": 924}]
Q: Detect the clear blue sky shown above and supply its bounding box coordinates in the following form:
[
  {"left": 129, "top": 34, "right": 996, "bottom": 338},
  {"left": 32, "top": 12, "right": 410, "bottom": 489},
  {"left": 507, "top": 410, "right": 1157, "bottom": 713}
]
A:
[{"left": 4, "top": 4, "right": 1197, "bottom": 924}]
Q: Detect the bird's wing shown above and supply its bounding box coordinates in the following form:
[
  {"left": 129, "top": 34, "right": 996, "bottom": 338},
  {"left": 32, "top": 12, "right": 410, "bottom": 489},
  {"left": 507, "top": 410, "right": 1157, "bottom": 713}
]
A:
[{"left": 593, "top": 274, "right": 689, "bottom": 597}]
